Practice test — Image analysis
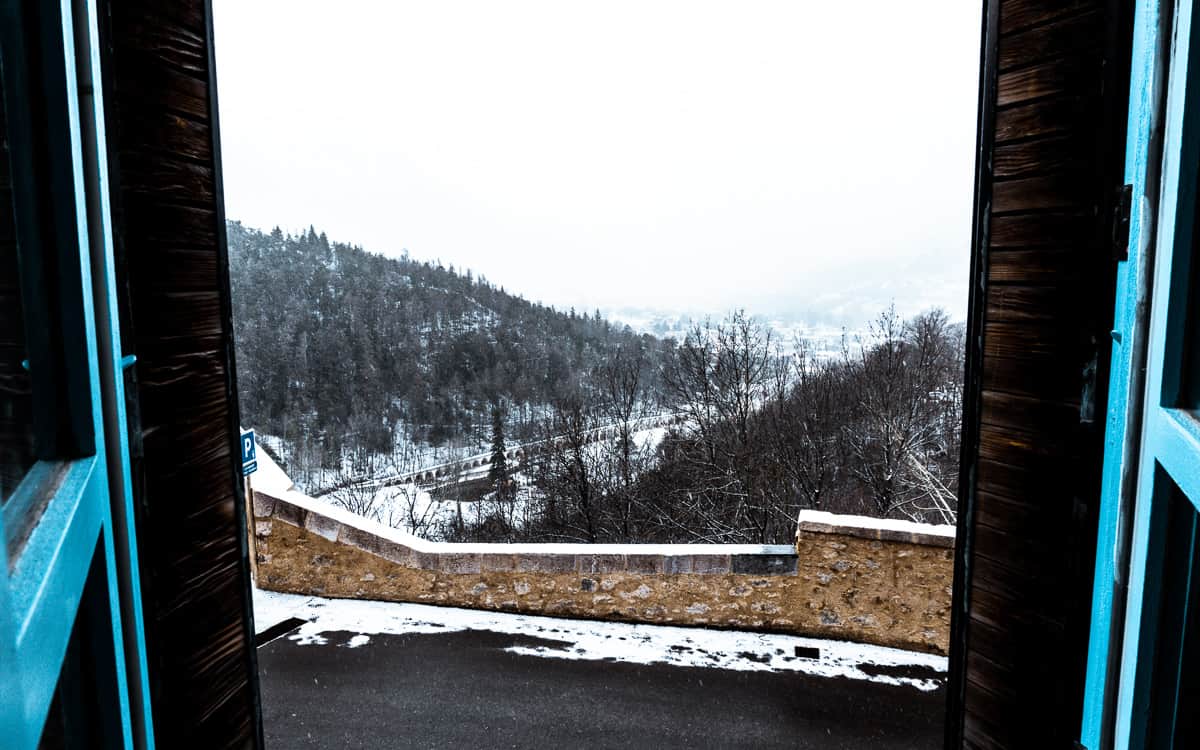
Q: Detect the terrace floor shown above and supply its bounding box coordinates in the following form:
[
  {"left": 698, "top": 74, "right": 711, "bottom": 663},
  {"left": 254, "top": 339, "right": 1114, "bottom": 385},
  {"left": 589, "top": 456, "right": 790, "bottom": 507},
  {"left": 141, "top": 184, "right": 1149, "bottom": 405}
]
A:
[{"left": 254, "top": 591, "right": 945, "bottom": 749}]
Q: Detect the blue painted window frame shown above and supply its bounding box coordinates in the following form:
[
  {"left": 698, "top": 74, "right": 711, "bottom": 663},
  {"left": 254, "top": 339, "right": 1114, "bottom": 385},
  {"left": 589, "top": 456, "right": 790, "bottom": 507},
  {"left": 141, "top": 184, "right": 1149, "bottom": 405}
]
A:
[
  {"left": 0, "top": 0, "right": 154, "bottom": 748},
  {"left": 1083, "top": 0, "right": 1200, "bottom": 745}
]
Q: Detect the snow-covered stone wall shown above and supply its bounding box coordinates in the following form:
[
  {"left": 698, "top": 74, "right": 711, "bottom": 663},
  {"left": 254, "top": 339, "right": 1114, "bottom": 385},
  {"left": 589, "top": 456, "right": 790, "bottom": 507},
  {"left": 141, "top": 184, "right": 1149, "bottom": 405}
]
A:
[{"left": 249, "top": 490, "right": 955, "bottom": 653}]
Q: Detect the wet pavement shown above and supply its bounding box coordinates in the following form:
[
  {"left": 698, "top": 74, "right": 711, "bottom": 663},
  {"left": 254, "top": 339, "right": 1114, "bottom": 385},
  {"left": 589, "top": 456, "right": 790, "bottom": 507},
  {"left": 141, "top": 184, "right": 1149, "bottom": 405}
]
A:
[{"left": 257, "top": 627, "right": 944, "bottom": 749}]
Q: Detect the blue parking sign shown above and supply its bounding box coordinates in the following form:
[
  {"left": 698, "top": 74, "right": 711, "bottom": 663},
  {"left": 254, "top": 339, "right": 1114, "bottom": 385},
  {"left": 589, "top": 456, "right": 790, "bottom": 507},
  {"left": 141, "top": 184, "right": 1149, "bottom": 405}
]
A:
[{"left": 241, "top": 429, "right": 257, "bottom": 476}]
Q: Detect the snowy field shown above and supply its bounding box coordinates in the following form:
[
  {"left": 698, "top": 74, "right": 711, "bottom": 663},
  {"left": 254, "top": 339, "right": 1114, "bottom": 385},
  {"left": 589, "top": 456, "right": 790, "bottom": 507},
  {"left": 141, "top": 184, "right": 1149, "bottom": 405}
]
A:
[
  {"left": 254, "top": 423, "right": 671, "bottom": 541},
  {"left": 253, "top": 588, "right": 947, "bottom": 692}
]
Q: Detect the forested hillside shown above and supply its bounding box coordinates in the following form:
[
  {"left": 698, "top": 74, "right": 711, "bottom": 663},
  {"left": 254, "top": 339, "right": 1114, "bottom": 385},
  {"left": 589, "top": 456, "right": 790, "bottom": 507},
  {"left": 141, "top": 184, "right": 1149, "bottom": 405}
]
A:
[
  {"left": 229, "top": 221, "right": 964, "bottom": 543},
  {"left": 227, "top": 221, "right": 669, "bottom": 486}
]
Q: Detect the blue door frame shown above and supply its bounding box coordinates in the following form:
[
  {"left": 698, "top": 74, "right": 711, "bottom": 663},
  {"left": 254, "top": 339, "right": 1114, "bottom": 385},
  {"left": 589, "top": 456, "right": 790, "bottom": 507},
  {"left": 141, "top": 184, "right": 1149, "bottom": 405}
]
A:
[
  {"left": 0, "top": 0, "right": 154, "bottom": 747},
  {"left": 1083, "top": 0, "right": 1200, "bottom": 745}
]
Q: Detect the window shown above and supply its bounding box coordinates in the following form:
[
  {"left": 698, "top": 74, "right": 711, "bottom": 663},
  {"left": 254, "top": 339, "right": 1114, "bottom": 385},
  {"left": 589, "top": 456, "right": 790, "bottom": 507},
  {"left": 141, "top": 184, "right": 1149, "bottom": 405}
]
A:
[
  {"left": 0, "top": 1, "right": 151, "bottom": 747},
  {"left": 1083, "top": 0, "right": 1200, "bottom": 743}
]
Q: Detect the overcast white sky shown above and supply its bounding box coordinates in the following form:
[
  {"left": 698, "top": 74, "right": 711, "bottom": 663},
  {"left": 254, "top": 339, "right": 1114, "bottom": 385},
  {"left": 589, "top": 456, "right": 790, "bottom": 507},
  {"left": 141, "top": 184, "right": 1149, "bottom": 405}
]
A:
[{"left": 213, "top": 1, "right": 981, "bottom": 326}]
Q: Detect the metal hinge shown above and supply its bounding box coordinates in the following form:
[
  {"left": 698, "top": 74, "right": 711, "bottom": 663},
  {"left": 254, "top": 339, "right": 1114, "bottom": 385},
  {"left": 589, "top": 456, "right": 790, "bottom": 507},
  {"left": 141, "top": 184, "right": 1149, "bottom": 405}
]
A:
[{"left": 1112, "top": 183, "right": 1133, "bottom": 261}]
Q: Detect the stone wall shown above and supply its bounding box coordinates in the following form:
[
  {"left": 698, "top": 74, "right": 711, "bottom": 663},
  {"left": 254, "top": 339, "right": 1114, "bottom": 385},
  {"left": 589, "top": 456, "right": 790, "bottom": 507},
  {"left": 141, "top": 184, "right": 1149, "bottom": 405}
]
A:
[{"left": 250, "top": 490, "right": 955, "bottom": 653}]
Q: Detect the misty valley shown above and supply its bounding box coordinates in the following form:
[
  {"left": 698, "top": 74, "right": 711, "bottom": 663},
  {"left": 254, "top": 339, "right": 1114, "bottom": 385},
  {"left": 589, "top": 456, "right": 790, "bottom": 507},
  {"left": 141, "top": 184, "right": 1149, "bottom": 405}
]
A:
[{"left": 230, "top": 222, "right": 963, "bottom": 546}]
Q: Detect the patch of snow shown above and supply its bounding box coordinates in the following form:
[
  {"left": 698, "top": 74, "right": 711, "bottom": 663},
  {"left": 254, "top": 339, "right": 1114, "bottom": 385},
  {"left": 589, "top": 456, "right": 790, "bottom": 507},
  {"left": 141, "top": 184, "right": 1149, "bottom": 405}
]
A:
[
  {"left": 798, "top": 510, "right": 956, "bottom": 539},
  {"left": 633, "top": 426, "right": 667, "bottom": 453},
  {"left": 253, "top": 588, "right": 946, "bottom": 691},
  {"left": 249, "top": 447, "right": 295, "bottom": 497},
  {"left": 313, "top": 481, "right": 453, "bottom": 538}
]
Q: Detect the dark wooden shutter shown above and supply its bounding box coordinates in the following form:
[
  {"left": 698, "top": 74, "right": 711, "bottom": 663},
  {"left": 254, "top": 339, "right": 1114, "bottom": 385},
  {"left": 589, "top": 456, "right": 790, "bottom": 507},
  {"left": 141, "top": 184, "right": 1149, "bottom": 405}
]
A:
[
  {"left": 98, "top": 1, "right": 261, "bottom": 747},
  {"left": 947, "top": 1, "right": 1134, "bottom": 747}
]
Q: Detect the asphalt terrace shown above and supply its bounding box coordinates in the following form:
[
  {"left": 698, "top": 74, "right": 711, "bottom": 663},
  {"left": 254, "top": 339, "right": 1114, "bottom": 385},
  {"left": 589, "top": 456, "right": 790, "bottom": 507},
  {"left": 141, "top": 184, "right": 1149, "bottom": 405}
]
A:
[{"left": 258, "top": 627, "right": 944, "bottom": 749}]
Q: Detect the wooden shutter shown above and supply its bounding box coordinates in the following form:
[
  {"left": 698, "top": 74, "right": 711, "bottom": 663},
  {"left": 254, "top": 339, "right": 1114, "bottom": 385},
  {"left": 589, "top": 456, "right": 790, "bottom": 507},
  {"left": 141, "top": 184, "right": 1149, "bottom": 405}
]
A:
[
  {"left": 947, "top": 1, "right": 1134, "bottom": 747},
  {"left": 98, "top": 1, "right": 262, "bottom": 747}
]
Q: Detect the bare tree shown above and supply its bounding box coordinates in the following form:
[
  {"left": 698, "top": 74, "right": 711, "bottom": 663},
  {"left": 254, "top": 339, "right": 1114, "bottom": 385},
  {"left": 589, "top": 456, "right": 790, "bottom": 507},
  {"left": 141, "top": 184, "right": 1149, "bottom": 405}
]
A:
[
  {"left": 597, "top": 342, "right": 648, "bottom": 539},
  {"left": 660, "top": 311, "right": 781, "bottom": 542},
  {"left": 764, "top": 341, "right": 849, "bottom": 514},
  {"left": 841, "top": 306, "right": 961, "bottom": 523},
  {"left": 327, "top": 463, "right": 383, "bottom": 520},
  {"left": 406, "top": 305, "right": 966, "bottom": 544},
  {"left": 384, "top": 436, "right": 444, "bottom": 536},
  {"left": 533, "top": 390, "right": 603, "bottom": 542}
]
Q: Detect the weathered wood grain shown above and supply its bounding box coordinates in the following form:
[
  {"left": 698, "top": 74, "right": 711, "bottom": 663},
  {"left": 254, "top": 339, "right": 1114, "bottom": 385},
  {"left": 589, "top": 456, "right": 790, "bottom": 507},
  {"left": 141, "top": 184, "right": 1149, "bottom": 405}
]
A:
[
  {"left": 1000, "top": 0, "right": 1097, "bottom": 35},
  {"left": 994, "top": 95, "right": 1090, "bottom": 143},
  {"left": 997, "top": 54, "right": 1100, "bottom": 108},
  {"left": 950, "top": 0, "right": 1131, "bottom": 746},
  {"left": 973, "top": 489, "right": 1068, "bottom": 536},
  {"left": 985, "top": 283, "right": 1083, "bottom": 322},
  {"left": 104, "top": 0, "right": 260, "bottom": 747},
  {"left": 993, "top": 134, "right": 1088, "bottom": 178},
  {"left": 989, "top": 210, "right": 1092, "bottom": 247},
  {"left": 992, "top": 173, "right": 1093, "bottom": 213},
  {"left": 999, "top": 9, "right": 1104, "bottom": 71},
  {"left": 980, "top": 389, "right": 1083, "bottom": 435},
  {"left": 987, "top": 248, "right": 1082, "bottom": 284}
]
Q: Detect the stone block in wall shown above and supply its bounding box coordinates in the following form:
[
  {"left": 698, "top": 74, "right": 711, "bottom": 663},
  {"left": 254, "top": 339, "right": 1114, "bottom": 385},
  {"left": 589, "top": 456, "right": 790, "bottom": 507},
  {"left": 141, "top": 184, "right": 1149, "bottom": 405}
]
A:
[
  {"left": 662, "top": 555, "right": 732, "bottom": 574},
  {"left": 516, "top": 554, "right": 575, "bottom": 573},
  {"left": 414, "top": 552, "right": 441, "bottom": 570},
  {"left": 691, "top": 555, "right": 732, "bottom": 574},
  {"left": 337, "top": 523, "right": 416, "bottom": 567},
  {"left": 480, "top": 553, "right": 518, "bottom": 572},
  {"left": 732, "top": 554, "right": 798, "bottom": 576},
  {"left": 577, "top": 554, "right": 624, "bottom": 574},
  {"left": 272, "top": 498, "right": 307, "bottom": 528},
  {"left": 624, "top": 554, "right": 663, "bottom": 574},
  {"left": 304, "top": 511, "right": 340, "bottom": 542},
  {"left": 663, "top": 555, "right": 693, "bottom": 574},
  {"left": 252, "top": 492, "right": 277, "bottom": 518},
  {"left": 440, "top": 553, "right": 482, "bottom": 574}
]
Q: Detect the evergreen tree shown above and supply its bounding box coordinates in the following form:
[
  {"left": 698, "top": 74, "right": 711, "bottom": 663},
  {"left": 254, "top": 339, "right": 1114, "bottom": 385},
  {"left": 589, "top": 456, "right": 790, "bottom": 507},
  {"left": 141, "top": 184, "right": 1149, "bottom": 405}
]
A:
[{"left": 488, "top": 407, "right": 509, "bottom": 490}]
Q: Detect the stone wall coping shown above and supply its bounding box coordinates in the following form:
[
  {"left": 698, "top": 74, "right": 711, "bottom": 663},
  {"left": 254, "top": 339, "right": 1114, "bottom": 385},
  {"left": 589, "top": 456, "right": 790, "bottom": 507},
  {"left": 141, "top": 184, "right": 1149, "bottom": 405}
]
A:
[
  {"left": 256, "top": 488, "right": 796, "bottom": 558},
  {"left": 796, "top": 509, "right": 956, "bottom": 548},
  {"left": 256, "top": 489, "right": 954, "bottom": 558}
]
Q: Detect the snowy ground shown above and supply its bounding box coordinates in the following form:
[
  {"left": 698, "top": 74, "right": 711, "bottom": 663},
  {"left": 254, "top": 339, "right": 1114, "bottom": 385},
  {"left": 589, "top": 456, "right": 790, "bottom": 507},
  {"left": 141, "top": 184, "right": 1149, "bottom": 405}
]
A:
[
  {"left": 256, "top": 428, "right": 491, "bottom": 498},
  {"left": 256, "top": 423, "right": 671, "bottom": 541},
  {"left": 253, "top": 587, "right": 947, "bottom": 692}
]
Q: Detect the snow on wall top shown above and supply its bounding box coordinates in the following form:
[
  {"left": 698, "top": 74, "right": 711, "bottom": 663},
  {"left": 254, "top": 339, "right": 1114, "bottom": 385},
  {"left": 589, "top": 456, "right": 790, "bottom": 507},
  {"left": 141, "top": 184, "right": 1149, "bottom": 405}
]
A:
[{"left": 796, "top": 510, "right": 956, "bottom": 548}]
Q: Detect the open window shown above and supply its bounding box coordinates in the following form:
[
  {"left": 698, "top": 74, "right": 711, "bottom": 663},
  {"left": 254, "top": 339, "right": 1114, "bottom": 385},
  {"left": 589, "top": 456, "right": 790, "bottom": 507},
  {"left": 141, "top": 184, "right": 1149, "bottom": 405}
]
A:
[{"left": 0, "top": 1, "right": 152, "bottom": 746}]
